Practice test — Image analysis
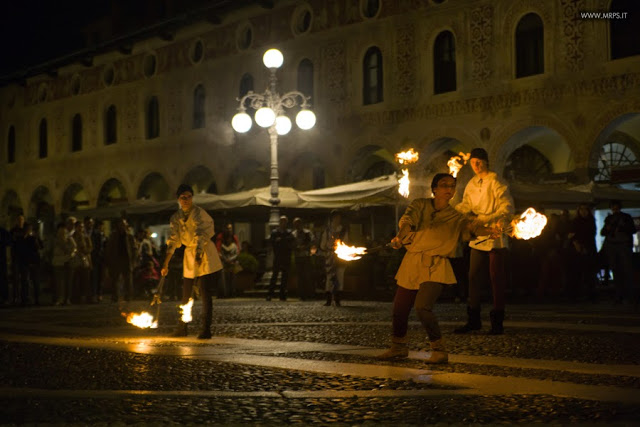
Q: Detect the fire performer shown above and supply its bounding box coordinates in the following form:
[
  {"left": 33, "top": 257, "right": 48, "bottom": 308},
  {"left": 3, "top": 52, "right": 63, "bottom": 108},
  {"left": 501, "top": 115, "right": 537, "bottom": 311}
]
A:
[
  {"left": 160, "top": 184, "right": 223, "bottom": 339},
  {"left": 453, "top": 148, "right": 514, "bottom": 335},
  {"left": 379, "top": 173, "right": 497, "bottom": 362},
  {"left": 319, "top": 210, "right": 348, "bottom": 306}
]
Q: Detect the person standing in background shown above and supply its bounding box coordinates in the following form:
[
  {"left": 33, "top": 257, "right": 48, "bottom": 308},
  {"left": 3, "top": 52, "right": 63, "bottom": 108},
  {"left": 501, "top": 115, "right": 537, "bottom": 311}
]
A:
[
  {"left": 0, "top": 223, "right": 10, "bottom": 305},
  {"left": 268, "top": 216, "right": 294, "bottom": 302},
  {"left": 319, "top": 210, "right": 349, "bottom": 307},
  {"left": 600, "top": 200, "right": 637, "bottom": 305},
  {"left": 292, "top": 217, "right": 315, "bottom": 300}
]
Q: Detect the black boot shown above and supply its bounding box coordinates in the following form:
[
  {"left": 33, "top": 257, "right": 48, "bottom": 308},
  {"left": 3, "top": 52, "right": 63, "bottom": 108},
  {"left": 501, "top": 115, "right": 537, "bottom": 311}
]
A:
[
  {"left": 170, "top": 321, "right": 188, "bottom": 337},
  {"left": 333, "top": 291, "right": 341, "bottom": 307},
  {"left": 488, "top": 309, "right": 505, "bottom": 335},
  {"left": 198, "top": 328, "right": 212, "bottom": 339},
  {"left": 323, "top": 292, "right": 332, "bottom": 306},
  {"left": 454, "top": 306, "right": 482, "bottom": 334}
]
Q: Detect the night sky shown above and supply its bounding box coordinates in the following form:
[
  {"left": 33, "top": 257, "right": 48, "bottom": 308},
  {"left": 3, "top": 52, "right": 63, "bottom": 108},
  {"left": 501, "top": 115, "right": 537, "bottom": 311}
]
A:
[{"left": 0, "top": 0, "right": 106, "bottom": 77}]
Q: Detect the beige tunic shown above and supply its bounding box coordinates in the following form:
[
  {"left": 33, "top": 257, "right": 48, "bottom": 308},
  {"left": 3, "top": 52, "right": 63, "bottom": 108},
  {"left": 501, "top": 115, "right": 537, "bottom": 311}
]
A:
[
  {"left": 455, "top": 171, "right": 514, "bottom": 251},
  {"left": 395, "top": 198, "right": 476, "bottom": 289},
  {"left": 166, "top": 205, "right": 222, "bottom": 279}
]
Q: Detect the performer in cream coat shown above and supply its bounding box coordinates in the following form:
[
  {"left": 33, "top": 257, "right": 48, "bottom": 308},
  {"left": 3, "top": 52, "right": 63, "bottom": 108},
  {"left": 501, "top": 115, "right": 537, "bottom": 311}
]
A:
[
  {"left": 161, "top": 184, "right": 222, "bottom": 339},
  {"left": 454, "top": 148, "right": 514, "bottom": 335},
  {"left": 379, "top": 173, "right": 496, "bottom": 362}
]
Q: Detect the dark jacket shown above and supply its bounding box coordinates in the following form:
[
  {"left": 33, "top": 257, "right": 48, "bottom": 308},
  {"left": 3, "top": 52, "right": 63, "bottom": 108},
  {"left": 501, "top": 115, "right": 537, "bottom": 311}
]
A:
[
  {"left": 105, "top": 230, "right": 136, "bottom": 271},
  {"left": 270, "top": 228, "right": 294, "bottom": 262},
  {"left": 601, "top": 211, "right": 636, "bottom": 247}
]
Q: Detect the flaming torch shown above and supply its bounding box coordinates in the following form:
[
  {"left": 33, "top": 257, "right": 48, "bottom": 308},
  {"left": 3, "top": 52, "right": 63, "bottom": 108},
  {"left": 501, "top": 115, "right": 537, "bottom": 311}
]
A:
[
  {"left": 122, "top": 311, "right": 158, "bottom": 329},
  {"left": 475, "top": 207, "right": 548, "bottom": 244},
  {"left": 334, "top": 240, "right": 368, "bottom": 261},
  {"left": 398, "top": 169, "right": 410, "bottom": 198},
  {"left": 447, "top": 152, "right": 470, "bottom": 178},
  {"left": 395, "top": 149, "right": 419, "bottom": 198},
  {"left": 510, "top": 207, "right": 547, "bottom": 240},
  {"left": 395, "top": 148, "right": 419, "bottom": 165},
  {"left": 180, "top": 298, "right": 194, "bottom": 323}
]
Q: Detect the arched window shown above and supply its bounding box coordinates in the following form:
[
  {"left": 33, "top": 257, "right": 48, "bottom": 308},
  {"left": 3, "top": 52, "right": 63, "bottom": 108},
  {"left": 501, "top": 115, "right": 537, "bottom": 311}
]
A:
[
  {"left": 595, "top": 142, "right": 639, "bottom": 182},
  {"left": 39, "top": 119, "right": 48, "bottom": 159},
  {"left": 515, "top": 13, "right": 544, "bottom": 78},
  {"left": 239, "top": 73, "right": 254, "bottom": 115},
  {"left": 71, "top": 114, "right": 82, "bottom": 152},
  {"left": 363, "top": 46, "right": 383, "bottom": 105},
  {"left": 239, "top": 73, "right": 254, "bottom": 98},
  {"left": 193, "top": 84, "right": 206, "bottom": 129},
  {"left": 147, "top": 96, "right": 159, "bottom": 139},
  {"left": 105, "top": 105, "right": 117, "bottom": 145},
  {"left": 297, "top": 59, "right": 314, "bottom": 99},
  {"left": 433, "top": 31, "right": 457, "bottom": 94},
  {"left": 610, "top": 0, "right": 640, "bottom": 59},
  {"left": 7, "top": 126, "right": 15, "bottom": 164},
  {"left": 503, "top": 145, "right": 553, "bottom": 183}
]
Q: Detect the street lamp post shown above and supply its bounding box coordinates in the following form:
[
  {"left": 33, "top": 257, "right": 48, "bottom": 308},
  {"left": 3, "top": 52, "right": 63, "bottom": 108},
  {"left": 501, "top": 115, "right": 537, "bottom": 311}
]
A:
[{"left": 231, "top": 49, "right": 316, "bottom": 228}]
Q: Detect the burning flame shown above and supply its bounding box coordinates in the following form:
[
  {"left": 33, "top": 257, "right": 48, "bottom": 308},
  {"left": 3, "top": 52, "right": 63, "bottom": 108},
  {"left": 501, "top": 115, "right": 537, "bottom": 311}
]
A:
[
  {"left": 180, "top": 298, "right": 194, "bottom": 323},
  {"left": 398, "top": 169, "right": 410, "bottom": 198},
  {"left": 395, "top": 148, "right": 419, "bottom": 165},
  {"left": 510, "top": 208, "right": 547, "bottom": 240},
  {"left": 447, "top": 152, "right": 470, "bottom": 178},
  {"left": 334, "top": 240, "right": 367, "bottom": 261},
  {"left": 123, "top": 311, "right": 158, "bottom": 329}
]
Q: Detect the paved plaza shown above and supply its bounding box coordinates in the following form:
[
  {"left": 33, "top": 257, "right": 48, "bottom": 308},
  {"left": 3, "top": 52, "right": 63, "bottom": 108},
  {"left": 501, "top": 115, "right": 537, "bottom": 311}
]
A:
[{"left": 1, "top": 297, "right": 639, "bottom": 425}]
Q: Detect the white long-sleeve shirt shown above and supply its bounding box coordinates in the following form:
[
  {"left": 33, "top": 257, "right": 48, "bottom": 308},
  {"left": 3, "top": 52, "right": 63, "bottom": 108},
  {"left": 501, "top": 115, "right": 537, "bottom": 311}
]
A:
[
  {"left": 166, "top": 205, "right": 222, "bottom": 278},
  {"left": 455, "top": 171, "right": 514, "bottom": 251}
]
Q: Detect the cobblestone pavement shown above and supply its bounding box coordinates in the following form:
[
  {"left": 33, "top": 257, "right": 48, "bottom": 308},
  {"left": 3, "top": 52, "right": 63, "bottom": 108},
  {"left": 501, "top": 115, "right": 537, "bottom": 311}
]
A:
[{"left": 1, "top": 298, "right": 640, "bottom": 425}]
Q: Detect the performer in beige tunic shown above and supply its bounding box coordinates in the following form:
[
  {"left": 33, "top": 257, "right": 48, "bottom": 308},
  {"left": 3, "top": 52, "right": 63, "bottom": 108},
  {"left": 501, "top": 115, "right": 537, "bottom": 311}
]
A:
[
  {"left": 161, "top": 184, "right": 223, "bottom": 339},
  {"left": 379, "top": 173, "right": 495, "bottom": 362}
]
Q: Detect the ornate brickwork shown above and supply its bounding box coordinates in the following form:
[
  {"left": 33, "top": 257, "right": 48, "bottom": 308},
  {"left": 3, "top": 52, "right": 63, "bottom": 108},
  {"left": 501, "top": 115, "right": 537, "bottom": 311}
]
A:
[
  {"left": 561, "top": 0, "right": 585, "bottom": 72},
  {"left": 470, "top": 4, "right": 494, "bottom": 83},
  {"left": 202, "top": 27, "right": 235, "bottom": 60},
  {"left": 339, "top": 72, "right": 640, "bottom": 126},
  {"left": 379, "top": 0, "right": 427, "bottom": 18},
  {"left": 83, "top": 67, "right": 103, "bottom": 94},
  {"left": 158, "top": 41, "right": 190, "bottom": 74},
  {"left": 396, "top": 23, "right": 416, "bottom": 96},
  {"left": 322, "top": 40, "right": 347, "bottom": 105},
  {"left": 116, "top": 55, "right": 143, "bottom": 85}
]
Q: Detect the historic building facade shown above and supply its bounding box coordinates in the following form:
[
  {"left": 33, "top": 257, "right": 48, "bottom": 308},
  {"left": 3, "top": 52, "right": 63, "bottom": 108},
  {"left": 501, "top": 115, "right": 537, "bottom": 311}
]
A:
[{"left": 1, "top": 0, "right": 639, "bottom": 232}]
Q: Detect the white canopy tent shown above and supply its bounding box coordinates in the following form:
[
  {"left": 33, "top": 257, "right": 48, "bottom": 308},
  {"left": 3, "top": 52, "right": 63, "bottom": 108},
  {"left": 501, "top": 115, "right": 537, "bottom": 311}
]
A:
[{"left": 79, "top": 174, "right": 640, "bottom": 219}]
